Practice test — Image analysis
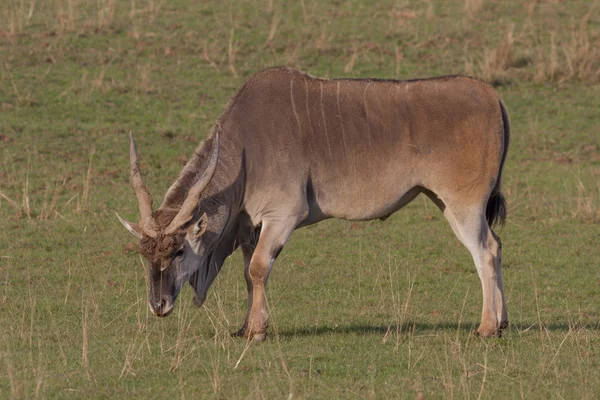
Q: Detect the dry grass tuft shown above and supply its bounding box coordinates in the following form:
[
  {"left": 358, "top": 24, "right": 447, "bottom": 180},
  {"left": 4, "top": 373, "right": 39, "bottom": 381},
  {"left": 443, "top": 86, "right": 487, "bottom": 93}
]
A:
[
  {"left": 475, "top": 24, "right": 515, "bottom": 85},
  {"left": 465, "top": 1, "right": 599, "bottom": 85},
  {"left": 568, "top": 171, "right": 600, "bottom": 222},
  {"left": 0, "top": 0, "right": 36, "bottom": 38},
  {"left": 556, "top": 17, "right": 600, "bottom": 83},
  {"left": 532, "top": 22, "right": 600, "bottom": 86}
]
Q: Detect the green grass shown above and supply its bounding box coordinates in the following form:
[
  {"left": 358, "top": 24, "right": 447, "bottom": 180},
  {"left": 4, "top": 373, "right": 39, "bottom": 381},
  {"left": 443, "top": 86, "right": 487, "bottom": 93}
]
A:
[{"left": 1, "top": 0, "right": 599, "bottom": 398}]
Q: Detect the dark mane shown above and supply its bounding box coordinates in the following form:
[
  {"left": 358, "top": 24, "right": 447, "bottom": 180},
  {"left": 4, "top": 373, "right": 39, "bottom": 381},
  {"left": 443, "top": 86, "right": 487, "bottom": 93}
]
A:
[
  {"left": 159, "top": 75, "right": 252, "bottom": 211},
  {"left": 251, "top": 66, "right": 489, "bottom": 87},
  {"left": 161, "top": 132, "right": 220, "bottom": 209}
]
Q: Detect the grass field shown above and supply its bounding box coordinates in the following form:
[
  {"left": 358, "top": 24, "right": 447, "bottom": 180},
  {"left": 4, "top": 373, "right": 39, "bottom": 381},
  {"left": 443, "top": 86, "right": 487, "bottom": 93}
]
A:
[{"left": 1, "top": 0, "right": 599, "bottom": 398}]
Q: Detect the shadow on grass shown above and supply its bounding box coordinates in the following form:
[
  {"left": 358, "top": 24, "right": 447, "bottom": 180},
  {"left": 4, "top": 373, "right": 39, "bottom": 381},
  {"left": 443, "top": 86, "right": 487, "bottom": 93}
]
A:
[{"left": 276, "top": 321, "right": 593, "bottom": 338}]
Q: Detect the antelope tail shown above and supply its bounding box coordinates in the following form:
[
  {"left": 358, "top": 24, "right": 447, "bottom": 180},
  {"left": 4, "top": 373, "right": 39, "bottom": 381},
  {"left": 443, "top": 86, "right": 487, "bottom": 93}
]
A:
[{"left": 486, "top": 99, "right": 510, "bottom": 227}]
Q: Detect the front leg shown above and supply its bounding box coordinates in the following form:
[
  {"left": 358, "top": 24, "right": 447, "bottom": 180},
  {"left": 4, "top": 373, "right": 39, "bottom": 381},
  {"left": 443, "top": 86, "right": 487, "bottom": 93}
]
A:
[
  {"left": 238, "top": 216, "right": 299, "bottom": 341},
  {"left": 233, "top": 243, "right": 255, "bottom": 337}
]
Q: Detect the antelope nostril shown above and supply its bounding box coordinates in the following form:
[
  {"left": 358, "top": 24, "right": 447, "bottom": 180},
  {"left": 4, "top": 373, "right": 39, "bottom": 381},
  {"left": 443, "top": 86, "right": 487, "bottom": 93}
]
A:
[
  {"left": 152, "top": 298, "right": 165, "bottom": 312},
  {"left": 150, "top": 296, "right": 173, "bottom": 316}
]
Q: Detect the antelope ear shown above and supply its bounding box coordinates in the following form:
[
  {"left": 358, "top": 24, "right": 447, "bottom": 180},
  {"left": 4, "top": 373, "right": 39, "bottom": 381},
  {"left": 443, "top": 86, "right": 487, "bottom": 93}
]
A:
[
  {"left": 116, "top": 213, "right": 143, "bottom": 239},
  {"left": 187, "top": 213, "right": 208, "bottom": 239}
]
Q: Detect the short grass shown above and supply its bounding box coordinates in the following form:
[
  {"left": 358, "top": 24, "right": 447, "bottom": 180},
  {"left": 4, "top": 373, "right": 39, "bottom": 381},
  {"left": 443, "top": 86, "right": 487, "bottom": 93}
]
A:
[{"left": 1, "top": 0, "right": 599, "bottom": 398}]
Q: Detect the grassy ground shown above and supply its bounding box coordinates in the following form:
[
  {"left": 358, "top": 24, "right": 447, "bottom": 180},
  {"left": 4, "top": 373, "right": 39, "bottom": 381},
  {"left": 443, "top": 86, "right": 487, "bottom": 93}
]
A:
[{"left": 1, "top": 0, "right": 599, "bottom": 398}]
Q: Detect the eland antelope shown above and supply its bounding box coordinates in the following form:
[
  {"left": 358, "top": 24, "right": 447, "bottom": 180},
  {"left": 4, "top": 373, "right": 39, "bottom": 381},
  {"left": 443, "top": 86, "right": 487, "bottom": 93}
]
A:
[{"left": 118, "top": 67, "right": 510, "bottom": 339}]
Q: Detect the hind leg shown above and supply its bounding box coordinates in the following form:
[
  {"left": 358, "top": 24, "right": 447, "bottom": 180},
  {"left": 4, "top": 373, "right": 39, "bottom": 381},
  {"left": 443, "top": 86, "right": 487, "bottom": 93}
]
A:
[
  {"left": 425, "top": 192, "right": 507, "bottom": 336},
  {"left": 449, "top": 208, "right": 506, "bottom": 336},
  {"left": 490, "top": 229, "right": 508, "bottom": 329}
]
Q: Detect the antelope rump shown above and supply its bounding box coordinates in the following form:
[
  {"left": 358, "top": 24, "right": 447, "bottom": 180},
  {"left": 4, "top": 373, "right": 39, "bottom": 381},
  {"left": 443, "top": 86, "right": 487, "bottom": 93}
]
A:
[{"left": 118, "top": 67, "right": 510, "bottom": 339}]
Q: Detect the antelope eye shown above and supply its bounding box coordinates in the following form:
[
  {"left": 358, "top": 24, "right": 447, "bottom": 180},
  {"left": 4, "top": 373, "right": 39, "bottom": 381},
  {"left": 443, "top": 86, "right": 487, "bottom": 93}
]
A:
[{"left": 175, "top": 247, "right": 184, "bottom": 257}]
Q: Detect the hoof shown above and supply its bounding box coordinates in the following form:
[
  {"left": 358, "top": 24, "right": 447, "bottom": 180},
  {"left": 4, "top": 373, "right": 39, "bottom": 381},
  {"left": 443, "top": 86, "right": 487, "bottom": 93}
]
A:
[
  {"left": 232, "top": 326, "right": 267, "bottom": 341},
  {"left": 499, "top": 320, "right": 509, "bottom": 330},
  {"left": 475, "top": 325, "right": 501, "bottom": 338},
  {"left": 232, "top": 327, "right": 246, "bottom": 337}
]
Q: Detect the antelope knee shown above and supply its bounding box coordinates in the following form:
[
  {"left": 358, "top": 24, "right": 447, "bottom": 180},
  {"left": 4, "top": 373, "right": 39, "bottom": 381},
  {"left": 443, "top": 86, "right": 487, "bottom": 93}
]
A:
[{"left": 249, "top": 255, "right": 274, "bottom": 282}]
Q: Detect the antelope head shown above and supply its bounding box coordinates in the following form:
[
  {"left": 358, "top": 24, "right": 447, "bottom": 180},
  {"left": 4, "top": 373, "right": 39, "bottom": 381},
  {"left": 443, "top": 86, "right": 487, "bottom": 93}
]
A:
[{"left": 118, "top": 132, "right": 220, "bottom": 317}]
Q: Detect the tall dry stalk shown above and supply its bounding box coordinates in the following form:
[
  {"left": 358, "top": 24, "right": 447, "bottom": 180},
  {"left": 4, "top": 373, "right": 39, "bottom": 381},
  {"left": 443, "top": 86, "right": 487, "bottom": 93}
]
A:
[
  {"left": 0, "top": 189, "right": 21, "bottom": 217},
  {"left": 228, "top": 27, "right": 238, "bottom": 79},
  {"left": 39, "top": 177, "right": 67, "bottom": 220},
  {"left": 264, "top": 13, "right": 281, "bottom": 47},
  {"left": 34, "top": 337, "right": 45, "bottom": 398},
  {"left": 535, "top": 33, "right": 558, "bottom": 83},
  {"left": 55, "top": 0, "right": 79, "bottom": 33},
  {"left": 73, "top": 148, "right": 95, "bottom": 215},
  {"left": 344, "top": 46, "right": 359, "bottom": 74},
  {"left": 1, "top": 0, "right": 36, "bottom": 37},
  {"left": 4, "top": 336, "right": 20, "bottom": 398},
  {"left": 3, "top": 62, "right": 23, "bottom": 106},
  {"left": 81, "top": 290, "right": 91, "bottom": 381}
]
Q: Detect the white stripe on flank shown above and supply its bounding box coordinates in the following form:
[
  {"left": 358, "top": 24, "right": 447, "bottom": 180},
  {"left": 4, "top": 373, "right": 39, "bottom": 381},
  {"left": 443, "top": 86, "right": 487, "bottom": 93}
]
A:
[
  {"left": 320, "top": 81, "right": 333, "bottom": 158},
  {"left": 336, "top": 81, "right": 348, "bottom": 156},
  {"left": 304, "top": 79, "right": 318, "bottom": 158},
  {"left": 363, "top": 82, "right": 372, "bottom": 147},
  {"left": 305, "top": 80, "right": 315, "bottom": 137},
  {"left": 290, "top": 78, "right": 301, "bottom": 136}
]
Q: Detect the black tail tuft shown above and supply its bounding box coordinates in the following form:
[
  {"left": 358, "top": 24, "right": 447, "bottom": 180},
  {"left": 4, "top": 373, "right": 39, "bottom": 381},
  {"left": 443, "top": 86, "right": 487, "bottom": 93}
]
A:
[
  {"left": 486, "top": 189, "right": 507, "bottom": 227},
  {"left": 487, "top": 99, "right": 510, "bottom": 228}
]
